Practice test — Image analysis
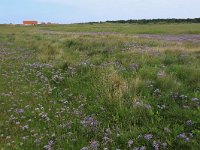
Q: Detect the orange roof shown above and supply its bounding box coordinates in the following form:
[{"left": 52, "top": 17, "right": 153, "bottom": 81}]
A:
[{"left": 23, "top": 21, "right": 38, "bottom": 25}]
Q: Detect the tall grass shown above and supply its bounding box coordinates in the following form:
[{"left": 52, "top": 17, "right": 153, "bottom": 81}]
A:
[{"left": 0, "top": 24, "right": 199, "bottom": 149}]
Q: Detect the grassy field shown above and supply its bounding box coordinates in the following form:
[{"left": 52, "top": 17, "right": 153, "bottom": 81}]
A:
[
  {"left": 2, "top": 23, "right": 200, "bottom": 34},
  {"left": 39, "top": 23, "right": 200, "bottom": 34},
  {"left": 0, "top": 23, "right": 200, "bottom": 149}
]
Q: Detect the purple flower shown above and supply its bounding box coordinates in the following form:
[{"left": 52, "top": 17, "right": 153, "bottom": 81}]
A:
[
  {"left": 105, "top": 128, "right": 112, "bottom": 135},
  {"left": 128, "top": 63, "right": 139, "bottom": 71},
  {"left": 102, "top": 136, "right": 110, "bottom": 145},
  {"left": 177, "top": 133, "right": 192, "bottom": 142},
  {"left": 22, "top": 125, "right": 29, "bottom": 130},
  {"left": 44, "top": 140, "right": 54, "bottom": 150},
  {"left": 140, "top": 146, "right": 146, "bottom": 150},
  {"left": 162, "top": 143, "right": 167, "bottom": 148},
  {"left": 80, "top": 147, "right": 88, "bottom": 150},
  {"left": 157, "top": 105, "right": 166, "bottom": 110},
  {"left": 153, "top": 89, "right": 161, "bottom": 97},
  {"left": 171, "top": 92, "right": 188, "bottom": 100},
  {"left": 16, "top": 122, "right": 20, "bottom": 125},
  {"left": 21, "top": 136, "right": 28, "bottom": 141},
  {"left": 138, "top": 134, "right": 142, "bottom": 139},
  {"left": 177, "top": 133, "right": 186, "bottom": 139},
  {"left": 48, "top": 140, "right": 54, "bottom": 146},
  {"left": 154, "top": 144, "right": 159, "bottom": 150},
  {"left": 192, "top": 98, "right": 199, "bottom": 101},
  {"left": 164, "top": 127, "right": 170, "bottom": 133},
  {"left": 44, "top": 145, "right": 51, "bottom": 150},
  {"left": 157, "top": 71, "right": 165, "bottom": 78},
  {"left": 144, "top": 134, "right": 153, "bottom": 141},
  {"left": 153, "top": 141, "right": 160, "bottom": 150},
  {"left": 186, "top": 120, "right": 193, "bottom": 126},
  {"left": 171, "top": 92, "right": 179, "bottom": 99},
  {"left": 90, "top": 140, "right": 99, "bottom": 150},
  {"left": 34, "top": 139, "right": 41, "bottom": 143},
  {"left": 179, "top": 95, "right": 188, "bottom": 100},
  {"left": 16, "top": 109, "right": 24, "bottom": 114},
  {"left": 183, "top": 105, "right": 190, "bottom": 109},
  {"left": 185, "top": 137, "right": 190, "bottom": 142},
  {"left": 128, "top": 139, "right": 134, "bottom": 147},
  {"left": 81, "top": 116, "right": 98, "bottom": 130},
  {"left": 144, "top": 104, "right": 152, "bottom": 110}
]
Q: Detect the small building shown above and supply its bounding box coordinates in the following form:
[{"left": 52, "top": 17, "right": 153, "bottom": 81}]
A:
[{"left": 23, "top": 21, "right": 38, "bottom": 25}]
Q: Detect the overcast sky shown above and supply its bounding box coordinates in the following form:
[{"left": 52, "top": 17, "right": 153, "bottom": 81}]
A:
[{"left": 0, "top": 0, "right": 200, "bottom": 24}]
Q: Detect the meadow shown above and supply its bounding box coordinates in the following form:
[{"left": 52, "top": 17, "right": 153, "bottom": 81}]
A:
[{"left": 0, "top": 23, "right": 200, "bottom": 149}]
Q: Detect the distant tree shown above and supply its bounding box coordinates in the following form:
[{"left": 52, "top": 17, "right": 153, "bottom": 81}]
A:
[{"left": 103, "top": 18, "right": 200, "bottom": 24}]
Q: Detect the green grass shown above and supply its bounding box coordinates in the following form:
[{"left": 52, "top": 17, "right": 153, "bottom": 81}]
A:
[
  {"left": 0, "top": 24, "right": 200, "bottom": 149},
  {"left": 2, "top": 23, "right": 200, "bottom": 34},
  {"left": 38, "top": 23, "right": 200, "bottom": 34}
]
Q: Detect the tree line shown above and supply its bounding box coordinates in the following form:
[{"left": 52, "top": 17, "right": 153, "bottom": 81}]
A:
[{"left": 85, "top": 18, "right": 200, "bottom": 24}]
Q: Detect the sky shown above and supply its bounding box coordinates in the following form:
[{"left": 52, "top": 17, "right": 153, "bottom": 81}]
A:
[{"left": 0, "top": 0, "right": 200, "bottom": 24}]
